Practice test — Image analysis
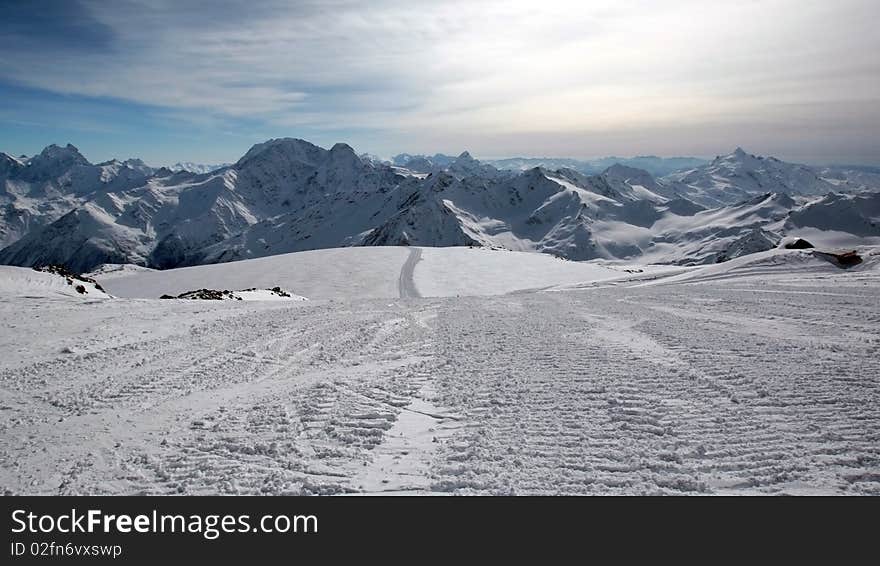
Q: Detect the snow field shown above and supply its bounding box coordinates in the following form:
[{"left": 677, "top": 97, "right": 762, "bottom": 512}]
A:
[
  {"left": 101, "top": 247, "right": 411, "bottom": 300},
  {"left": 1, "top": 245, "right": 878, "bottom": 495}
]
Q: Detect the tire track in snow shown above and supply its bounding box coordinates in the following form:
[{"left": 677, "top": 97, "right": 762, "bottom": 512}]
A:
[
  {"left": 398, "top": 247, "right": 422, "bottom": 299},
  {"left": 425, "top": 285, "right": 880, "bottom": 495},
  {"left": 117, "top": 304, "right": 441, "bottom": 495},
  {"left": 3, "top": 267, "right": 878, "bottom": 495}
]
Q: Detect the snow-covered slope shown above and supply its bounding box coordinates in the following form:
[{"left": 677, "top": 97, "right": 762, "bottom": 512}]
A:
[
  {"left": 819, "top": 165, "right": 880, "bottom": 193},
  {"left": 413, "top": 247, "right": 620, "bottom": 296},
  {"left": 0, "top": 203, "right": 155, "bottom": 272},
  {"left": 98, "top": 246, "right": 625, "bottom": 300},
  {"left": 5, "top": 240, "right": 879, "bottom": 495},
  {"left": 786, "top": 191, "right": 880, "bottom": 237},
  {"left": 639, "top": 248, "right": 837, "bottom": 287},
  {"left": 0, "top": 265, "right": 111, "bottom": 299},
  {"left": 85, "top": 263, "right": 157, "bottom": 279},
  {"left": 664, "top": 148, "right": 839, "bottom": 207},
  {"left": 101, "top": 247, "right": 412, "bottom": 300}
]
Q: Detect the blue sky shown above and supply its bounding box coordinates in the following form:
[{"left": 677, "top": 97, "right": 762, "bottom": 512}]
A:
[{"left": 1, "top": 0, "right": 878, "bottom": 166}]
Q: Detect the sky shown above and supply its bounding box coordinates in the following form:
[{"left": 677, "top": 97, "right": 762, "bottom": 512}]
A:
[{"left": 1, "top": 0, "right": 878, "bottom": 166}]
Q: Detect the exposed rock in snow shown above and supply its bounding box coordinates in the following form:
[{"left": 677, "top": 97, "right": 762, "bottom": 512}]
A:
[
  {"left": 161, "top": 286, "right": 306, "bottom": 301},
  {"left": 814, "top": 249, "right": 863, "bottom": 267},
  {"left": 715, "top": 228, "right": 780, "bottom": 263},
  {"left": 781, "top": 237, "right": 814, "bottom": 249}
]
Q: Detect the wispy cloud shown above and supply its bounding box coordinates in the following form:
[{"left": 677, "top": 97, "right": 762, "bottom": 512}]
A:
[{"left": 1, "top": 0, "right": 878, "bottom": 162}]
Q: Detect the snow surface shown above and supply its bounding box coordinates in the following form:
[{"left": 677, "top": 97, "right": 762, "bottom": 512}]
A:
[
  {"left": 85, "top": 263, "right": 157, "bottom": 280},
  {"left": 232, "top": 289, "right": 308, "bottom": 301},
  {"left": 102, "top": 247, "right": 411, "bottom": 300},
  {"left": 99, "top": 246, "right": 626, "bottom": 300},
  {"left": 413, "top": 247, "right": 620, "bottom": 297},
  {"left": 0, "top": 266, "right": 111, "bottom": 299},
  {"left": 2, "top": 245, "right": 879, "bottom": 495},
  {"left": 637, "top": 248, "right": 842, "bottom": 287}
]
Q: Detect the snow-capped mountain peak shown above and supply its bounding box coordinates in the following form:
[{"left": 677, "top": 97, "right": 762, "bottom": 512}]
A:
[
  {"left": 328, "top": 142, "right": 363, "bottom": 167},
  {"left": 24, "top": 143, "right": 90, "bottom": 179},
  {"left": 446, "top": 151, "right": 502, "bottom": 180},
  {"left": 665, "top": 148, "right": 838, "bottom": 207},
  {"left": 36, "top": 143, "right": 88, "bottom": 163},
  {"left": 236, "top": 137, "right": 325, "bottom": 168},
  {"left": 603, "top": 163, "right": 659, "bottom": 186}
]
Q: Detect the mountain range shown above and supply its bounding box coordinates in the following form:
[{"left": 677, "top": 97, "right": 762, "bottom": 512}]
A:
[
  {"left": 392, "top": 154, "right": 709, "bottom": 178},
  {"left": 168, "top": 162, "right": 233, "bottom": 175},
  {"left": 1, "top": 139, "right": 878, "bottom": 273}
]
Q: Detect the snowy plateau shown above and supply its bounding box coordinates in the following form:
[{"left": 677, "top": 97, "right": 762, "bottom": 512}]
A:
[{"left": 1, "top": 139, "right": 879, "bottom": 495}]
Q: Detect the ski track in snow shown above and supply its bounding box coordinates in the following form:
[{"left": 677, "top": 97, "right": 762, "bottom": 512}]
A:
[
  {"left": 1, "top": 272, "right": 879, "bottom": 495},
  {"left": 398, "top": 247, "right": 422, "bottom": 299}
]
